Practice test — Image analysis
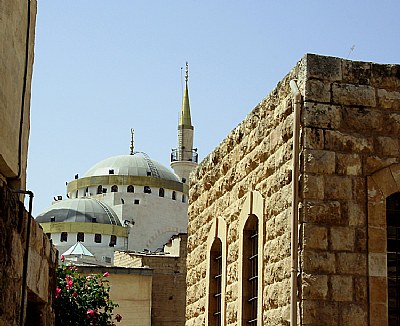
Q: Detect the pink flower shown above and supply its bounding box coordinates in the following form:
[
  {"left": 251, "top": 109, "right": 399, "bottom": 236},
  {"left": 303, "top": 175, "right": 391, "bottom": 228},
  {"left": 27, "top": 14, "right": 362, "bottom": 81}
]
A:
[
  {"left": 115, "top": 314, "right": 122, "bottom": 322},
  {"left": 61, "top": 255, "right": 65, "bottom": 262},
  {"left": 103, "top": 272, "right": 109, "bottom": 277},
  {"left": 86, "top": 309, "right": 95, "bottom": 318},
  {"left": 86, "top": 275, "right": 92, "bottom": 280},
  {"left": 55, "top": 287, "right": 62, "bottom": 298},
  {"left": 66, "top": 280, "right": 73, "bottom": 290}
]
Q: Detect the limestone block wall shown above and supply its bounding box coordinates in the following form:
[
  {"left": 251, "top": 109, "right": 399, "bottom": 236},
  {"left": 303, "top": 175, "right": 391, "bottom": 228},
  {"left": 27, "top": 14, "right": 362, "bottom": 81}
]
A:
[
  {"left": 185, "top": 58, "right": 306, "bottom": 325},
  {"left": 0, "top": 181, "right": 57, "bottom": 326},
  {"left": 0, "top": 0, "right": 37, "bottom": 188},
  {"left": 185, "top": 53, "right": 400, "bottom": 326},
  {"left": 299, "top": 55, "right": 400, "bottom": 326}
]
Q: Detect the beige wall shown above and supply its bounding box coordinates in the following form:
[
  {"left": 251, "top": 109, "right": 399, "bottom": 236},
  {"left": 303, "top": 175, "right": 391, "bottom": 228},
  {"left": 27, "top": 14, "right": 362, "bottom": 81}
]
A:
[
  {"left": 0, "top": 0, "right": 36, "bottom": 188},
  {"left": 79, "top": 266, "right": 153, "bottom": 326},
  {"left": 115, "top": 234, "right": 187, "bottom": 326},
  {"left": 185, "top": 54, "right": 400, "bottom": 325}
]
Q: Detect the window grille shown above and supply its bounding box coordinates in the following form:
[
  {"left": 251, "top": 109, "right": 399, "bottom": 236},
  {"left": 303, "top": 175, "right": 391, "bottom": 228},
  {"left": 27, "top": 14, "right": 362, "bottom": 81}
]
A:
[
  {"left": 209, "top": 239, "right": 222, "bottom": 326},
  {"left": 387, "top": 193, "right": 400, "bottom": 325},
  {"left": 243, "top": 214, "right": 258, "bottom": 325}
]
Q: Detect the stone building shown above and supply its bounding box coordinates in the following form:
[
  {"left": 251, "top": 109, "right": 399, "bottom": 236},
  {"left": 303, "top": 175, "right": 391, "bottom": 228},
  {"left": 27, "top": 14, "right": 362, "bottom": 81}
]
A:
[
  {"left": 185, "top": 54, "right": 400, "bottom": 325},
  {"left": 0, "top": 1, "right": 57, "bottom": 325}
]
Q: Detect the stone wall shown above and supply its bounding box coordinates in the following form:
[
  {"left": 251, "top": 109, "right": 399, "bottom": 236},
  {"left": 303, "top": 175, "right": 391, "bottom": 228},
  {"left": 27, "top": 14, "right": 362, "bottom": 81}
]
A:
[
  {"left": 185, "top": 54, "right": 400, "bottom": 325},
  {"left": 0, "top": 0, "right": 37, "bottom": 188},
  {"left": 115, "top": 234, "right": 187, "bottom": 326},
  {"left": 0, "top": 182, "right": 57, "bottom": 326}
]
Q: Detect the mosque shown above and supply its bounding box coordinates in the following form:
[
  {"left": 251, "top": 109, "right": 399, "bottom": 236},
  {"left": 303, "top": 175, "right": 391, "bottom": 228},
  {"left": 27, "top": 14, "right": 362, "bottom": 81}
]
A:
[{"left": 36, "top": 63, "right": 197, "bottom": 265}]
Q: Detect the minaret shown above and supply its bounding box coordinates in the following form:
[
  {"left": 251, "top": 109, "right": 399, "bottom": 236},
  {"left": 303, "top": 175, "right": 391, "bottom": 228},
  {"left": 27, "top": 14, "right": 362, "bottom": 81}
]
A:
[{"left": 171, "top": 62, "right": 198, "bottom": 183}]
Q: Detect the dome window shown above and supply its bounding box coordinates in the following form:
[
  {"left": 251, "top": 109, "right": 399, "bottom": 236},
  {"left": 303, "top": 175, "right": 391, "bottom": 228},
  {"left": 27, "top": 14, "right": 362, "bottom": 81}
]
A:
[
  {"left": 94, "top": 234, "right": 102, "bottom": 243},
  {"left": 92, "top": 217, "right": 97, "bottom": 223},
  {"left": 109, "top": 169, "right": 114, "bottom": 175},
  {"left": 109, "top": 235, "right": 117, "bottom": 247},
  {"left": 172, "top": 191, "right": 176, "bottom": 200},
  {"left": 111, "top": 185, "right": 118, "bottom": 192},
  {"left": 144, "top": 186, "right": 151, "bottom": 194},
  {"left": 127, "top": 185, "right": 134, "bottom": 193},
  {"left": 50, "top": 216, "right": 55, "bottom": 222},
  {"left": 77, "top": 232, "right": 84, "bottom": 242},
  {"left": 61, "top": 232, "right": 68, "bottom": 242},
  {"left": 159, "top": 188, "right": 165, "bottom": 197},
  {"left": 97, "top": 185, "right": 103, "bottom": 194}
]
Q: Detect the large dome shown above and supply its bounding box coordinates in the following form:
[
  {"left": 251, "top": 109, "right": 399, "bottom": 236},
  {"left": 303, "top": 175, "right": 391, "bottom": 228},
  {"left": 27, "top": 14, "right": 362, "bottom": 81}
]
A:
[
  {"left": 36, "top": 198, "right": 121, "bottom": 225},
  {"left": 83, "top": 153, "right": 180, "bottom": 182}
]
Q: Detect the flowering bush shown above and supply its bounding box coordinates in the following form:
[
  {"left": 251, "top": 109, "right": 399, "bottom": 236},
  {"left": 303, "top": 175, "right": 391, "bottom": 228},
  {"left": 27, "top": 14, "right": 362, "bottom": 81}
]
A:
[{"left": 55, "top": 258, "right": 122, "bottom": 326}]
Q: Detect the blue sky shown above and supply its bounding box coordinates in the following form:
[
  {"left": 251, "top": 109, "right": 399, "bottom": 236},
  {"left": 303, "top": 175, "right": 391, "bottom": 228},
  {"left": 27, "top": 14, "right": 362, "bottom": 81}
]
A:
[{"left": 27, "top": 1, "right": 400, "bottom": 215}]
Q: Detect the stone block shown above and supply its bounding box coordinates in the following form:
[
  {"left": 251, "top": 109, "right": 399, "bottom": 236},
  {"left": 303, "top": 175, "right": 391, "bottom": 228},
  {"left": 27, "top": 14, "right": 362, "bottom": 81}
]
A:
[
  {"left": 364, "top": 156, "right": 398, "bottom": 176},
  {"left": 369, "top": 276, "right": 387, "bottom": 303},
  {"left": 347, "top": 201, "right": 366, "bottom": 227},
  {"left": 303, "top": 174, "right": 324, "bottom": 200},
  {"left": 368, "top": 253, "right": 386, "bottom": 277},
  {"left": 303, "top": 223, "right": 328, "bottom": 250},
  {"left": 332, "top": 83, "right": 376, "bottom": 107},
  {"left": 354, "top": 227, "right": 367, "bottom": 252},
  {"left": 370, "top": 303, "right": 388, "bottom": 326},
  {"left": 342, "top": 60, "right": 371, "bottom": 85},
  {"left": 371, "top": 166, "right": 398, "bottom": 198},
  {"left": 341, "top": 107, "right": 384, "bottom": 133},
  {"left": 331, "top": 275, "right": 353, "bottom": 301},
  {"left": 302, "top": 250, "right": 336, "bottom": 274},
  {"left": 371, "top": 63, "right": 400, "bottom": 91},
  {"left": 368, "top": 226, "right": 386, "bottom": 253},
  {"left": 301, "top": 300, "right": 339, "bottom": 325},
  {"left": 367, "top": 200, "right": 385, "bottom": 228},
  {"left": 305, "top": 54, "right": 342, "bottom": 81},
  {"left": 324, "top": 175, "right": 352, "bottom": 200},
  {"left": 304, "top": 149, "right": 335, "bottom": 175},
  {"left": 336, "top": 253, "right": 366, "bottom": 275},
  {"left": 330, "top": 227, "right": 354, "bottom": 251},
  {"left": 375, "top": 136, "right": 400, "bottom": 157},
  {"left": 377, "top": 89, "right": 400, "bottom": 110},
  {"left": 325, "top": 130, "right": 374, "bottom": 154},
  {"left": 340, "top": 303, "right": 368, "bottom": 326},
  {"left": 302, "top": 274, "right": 328, "bottom": 300},
  {"left": 336, "top": 153, "right": 361, "bottom": 176},
  {"left": 305, "top": 79, "right": 331, "bottom": 102},
  {"left": 386, "top": 112, "right": 400, "bottom": 136},
  {"left": 303, "top": 200, "right": 344, "bottom": 225},
  {"left": 303, "top": 127, "right": 324, "bottom": 150},
  {"left": 303, "top": 102, "right": 342, "bottom": 129},
  {"left": 354, "top": 276, "right": 368, "bottom": 303}
]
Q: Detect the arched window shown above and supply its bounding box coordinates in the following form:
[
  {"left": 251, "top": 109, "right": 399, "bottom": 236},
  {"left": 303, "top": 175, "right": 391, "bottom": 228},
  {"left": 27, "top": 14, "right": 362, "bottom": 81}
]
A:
[
  {"left": 242, "top": 214, "right": 258, "bottom": 325},
  {"left": 127, "top": 185, "right": 134, "bottom": 193},
  {"left": 159, "top": 188, "right": 165, "bottom": 197},
  {"left": 77, "top": 232, "right": 84, "bottom": 242},
  {"left": 182, "top": 194, "right": 186, "bottom": 203},
  {"left": 387, "top": 192, "right": 400, "bottom": 325},
  {"left": 144, "top": 186, "right": 151, "bottom": 194},
  {"left": 111, "top": 185, "right": 118, "bottom": 192},
  {"left": 97, "top": 185, "right": 103, "bottom": 194},
  {"left": 208, "top": 238, "right": 222, "bottom": 326},
  {"left": 172, "top": 191, "right": 176, "bottom": 200}
]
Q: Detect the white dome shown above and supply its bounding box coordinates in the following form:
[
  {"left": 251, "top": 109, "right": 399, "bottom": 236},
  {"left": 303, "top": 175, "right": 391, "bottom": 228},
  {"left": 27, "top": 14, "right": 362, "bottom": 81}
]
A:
[
  {"left": 36, "top": 198, "right": 121, "bottom": 225},
  {"left": 83, "top": 153, "right": 180, "bottom": 182}
]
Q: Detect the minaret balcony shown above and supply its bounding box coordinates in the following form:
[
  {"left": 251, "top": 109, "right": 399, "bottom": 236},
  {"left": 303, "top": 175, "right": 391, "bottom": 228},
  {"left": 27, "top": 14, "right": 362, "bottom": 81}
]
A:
[{"left": 171, "top": 149, "right": 198, "bottom": 163}]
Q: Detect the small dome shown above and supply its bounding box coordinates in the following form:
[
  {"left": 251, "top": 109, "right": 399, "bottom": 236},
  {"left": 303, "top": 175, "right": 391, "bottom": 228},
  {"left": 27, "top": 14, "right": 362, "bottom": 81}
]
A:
[
  {"left": 83, "top": 153, "right": 180, "bottom": 182},
  {"left": 36, "top": 198, "right": 121, "bottom": 225}
]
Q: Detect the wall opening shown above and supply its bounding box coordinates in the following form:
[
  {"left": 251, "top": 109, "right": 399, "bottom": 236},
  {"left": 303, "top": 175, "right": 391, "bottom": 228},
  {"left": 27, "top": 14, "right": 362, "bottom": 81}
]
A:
[{"left": 208, "top": 238, "right": 222, "bottom": 326}]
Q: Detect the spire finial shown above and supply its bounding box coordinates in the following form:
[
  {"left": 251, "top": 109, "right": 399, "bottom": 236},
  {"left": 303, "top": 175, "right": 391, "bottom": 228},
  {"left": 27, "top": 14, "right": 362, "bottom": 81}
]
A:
[
  {"left": 130, "top": 128, "right": 135, "bottom": 155},
  {"left": 185, "top": 62, "right": 189, "bottom": 83}
]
